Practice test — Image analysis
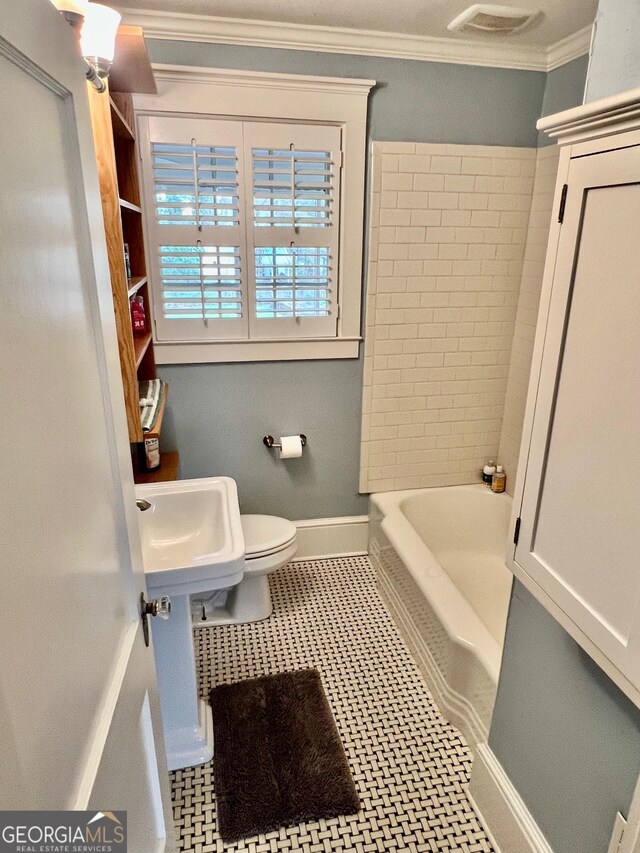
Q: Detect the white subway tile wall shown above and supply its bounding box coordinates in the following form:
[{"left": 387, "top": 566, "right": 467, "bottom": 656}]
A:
[
  {"left": 497, "top": 145, "right": 560, "bottom": 493},
  {"left": 360, "top": 141, "right": 536, "bottom": 494}
]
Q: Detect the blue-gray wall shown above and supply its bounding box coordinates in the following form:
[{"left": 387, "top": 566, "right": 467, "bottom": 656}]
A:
[
  {"left": 149, "top": 41, "right": 546, "bottom": 147},
  {"left": 538, "top": 55, "right": 590, "bottom": 145},
  {"left": 586, "top": 0, "right": 640, "bottom": 101},
  {"left": 151, "top": 40, "right": 546, "bottom": 519},
  {"left": 160, "top": 360, "right": 365, "bottom": 518},
  {"left": 490, "top": 41, "right": 640, "bottom": 853},
  {"left": 490, "top": 583, "right": 640, "bottom": 853}
]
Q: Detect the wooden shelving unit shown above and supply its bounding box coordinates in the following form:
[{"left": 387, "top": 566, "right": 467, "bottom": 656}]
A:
[
  {"left": 109, "top": 98, "right": 135, "bottom": 140},
  {"left": 133, "top": 331, "right": 153, "bottom": 369},
  {"left": 127, "top": 276, "right": 147, "bottom": 298},
  {"left": 88, "top": 28, "right": 179, "bottom": 483},
  {"left": 119, "top": 198, "right": 142, "bottom": 213}
]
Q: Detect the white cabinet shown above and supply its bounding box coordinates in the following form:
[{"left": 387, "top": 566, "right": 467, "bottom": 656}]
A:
[{"left": 509, "top": 89, "right": 640, "bottom": 706}]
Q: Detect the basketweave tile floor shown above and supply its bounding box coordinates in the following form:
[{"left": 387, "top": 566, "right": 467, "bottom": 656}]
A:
[{"left": 171, "top": 556, "right": 494, "bottom": 853}]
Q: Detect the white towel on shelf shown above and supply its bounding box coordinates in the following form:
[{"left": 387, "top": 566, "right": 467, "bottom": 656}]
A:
[{"left": 139, "top": 379, "right": 164, "bottom": 432}]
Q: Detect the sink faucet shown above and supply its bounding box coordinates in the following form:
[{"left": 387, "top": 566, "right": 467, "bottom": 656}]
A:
[{"left": 136, "top": 499, "right": 152, "bottom": 511}]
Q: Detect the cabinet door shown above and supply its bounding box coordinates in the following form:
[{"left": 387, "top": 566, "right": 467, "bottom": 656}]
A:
[{"left": 515, "top": 143, "right": 640, "bottom": 696}]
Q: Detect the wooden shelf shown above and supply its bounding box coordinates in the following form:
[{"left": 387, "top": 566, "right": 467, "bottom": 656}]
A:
[
  {"left": 89, "top": 42, "right": 167, "bottom": 460},
  {"left": 127, "top": 276, "right": 147, "bottom": 297},
  {"left": 109, "top": 97, "right": 135, "bottom": 140},
  {"left": 144, "top": 382, "right": 168, "bottom": 439},
  {"left": 119, "top": 198, "right": 142, "bottom": 213},
  {"left": 134, "top": 330, "right": 152, "bottom": 368},
  {"left": 110, "top": 26, "right": 158, "bottom": 96},
  {"left": 133, "top": 451, "right": 180, "bottom": 484}
]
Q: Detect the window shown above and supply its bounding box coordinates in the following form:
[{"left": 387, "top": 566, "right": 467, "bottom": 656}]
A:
[
  {"left": 135, "top": 68, "right": 374, "bottom": 362},
  {"left": 145, "top": 117, "right": 246, "bottom": 342},
  {"left": 144, "top": 118, "right": 340, "bottom": 342}
]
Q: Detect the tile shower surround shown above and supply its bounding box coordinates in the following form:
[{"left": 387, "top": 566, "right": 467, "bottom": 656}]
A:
[
  {"left": 497, "top": 145, "right": 560, "bottom": 489},
  {"left": 360, "top": 142, "right": 538, "bottom": 493}
]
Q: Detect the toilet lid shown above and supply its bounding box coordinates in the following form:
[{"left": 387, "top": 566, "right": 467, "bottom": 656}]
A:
[
  {"left": 245, "top": 536, "right": 297, "bottom": 561},
  {"left": 240, "top": 514, "right": 297, "bottom": 557}
]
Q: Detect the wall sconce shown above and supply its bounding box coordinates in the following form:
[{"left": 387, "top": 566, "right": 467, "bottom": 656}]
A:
[
  {"left": 81, "top": 4, "right": 122, "bottom": 84},
  {"left": 50, "top": 0, "right": 121, "bottom": 93},
  {"left": 50, "top": 0, "right": 89, "bottom": 31}
]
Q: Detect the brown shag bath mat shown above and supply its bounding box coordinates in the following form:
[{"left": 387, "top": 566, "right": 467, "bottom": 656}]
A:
[{"left": 210, "top": 668, "right": 360, "bottom": 842}]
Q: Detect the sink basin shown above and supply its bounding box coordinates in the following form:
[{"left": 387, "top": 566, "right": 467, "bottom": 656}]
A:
[{"left": 135, "top": 476, "right": 245, "bottom": 597}]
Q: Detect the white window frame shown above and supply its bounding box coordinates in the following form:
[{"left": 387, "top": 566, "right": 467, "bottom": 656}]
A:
[{"left": 134, "top": 65, "right": 375, "bottom": 363}]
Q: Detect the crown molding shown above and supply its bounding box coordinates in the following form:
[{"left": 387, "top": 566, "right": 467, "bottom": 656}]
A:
[
  {"left": 150, "top": 63, "right": 375, "bottom": 96},
  {"left": 546, "top": 25, "right": 593, "bottom": 72},
  {"left": 120, "top": 7, "right": 591, "bottom": 72},
  {"left": 538, "top": 85, "right": 640, "bottom": 145}
]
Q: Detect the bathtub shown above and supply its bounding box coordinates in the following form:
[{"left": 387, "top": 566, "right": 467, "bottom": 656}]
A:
[{"left": 369, "top": 484, "right": 512, "bottom": 750}]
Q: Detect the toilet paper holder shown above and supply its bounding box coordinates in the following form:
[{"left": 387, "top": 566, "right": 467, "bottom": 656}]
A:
[{"left": 263, "top": 434, "right": 307, "bottom": 450}]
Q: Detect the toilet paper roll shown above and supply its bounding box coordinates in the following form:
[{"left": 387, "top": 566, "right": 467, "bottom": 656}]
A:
[{"left": 278, "top": 435, "right": 303, "bottom": 459}]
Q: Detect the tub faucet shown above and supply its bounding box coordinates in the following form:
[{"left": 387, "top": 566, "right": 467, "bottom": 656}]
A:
[{"left": 136, "top": 499, "right": 152, "bottom": 511}]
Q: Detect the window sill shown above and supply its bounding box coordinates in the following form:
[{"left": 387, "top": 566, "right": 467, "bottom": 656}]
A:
[{"left": 153, "top": 337, "right": 361, "bottom": 364}]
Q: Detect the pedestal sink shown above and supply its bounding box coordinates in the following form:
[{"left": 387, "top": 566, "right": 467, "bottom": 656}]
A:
[{"left": 135, "top": 477, "right": 245, "bottom": 771}]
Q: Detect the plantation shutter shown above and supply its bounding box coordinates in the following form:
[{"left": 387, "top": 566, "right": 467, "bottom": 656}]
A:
[
  {"left": 244, "top": 122, "right": 342, "bottom": 339},
  {"left": 143, "top": 116, "right": 247, "bottom": 342}
]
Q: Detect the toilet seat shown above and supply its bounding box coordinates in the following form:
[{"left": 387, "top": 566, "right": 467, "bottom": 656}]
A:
[
  {"left": 245, "top": 535, "right": 297, "bottom": 560},
  {"left": 241, "top": 514, "right": 297, "bottom": 558},
  {"left": 241, "top": 538, "right": 298, "bottom": 577}
]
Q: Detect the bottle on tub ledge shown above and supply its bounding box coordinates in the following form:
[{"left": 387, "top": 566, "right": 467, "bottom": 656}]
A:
[
  {"left": 482, "top": 459, "right": 496, "bottom": 486},
  {"left": 491, "top": 465, "right": 507, "bottom": 493}
]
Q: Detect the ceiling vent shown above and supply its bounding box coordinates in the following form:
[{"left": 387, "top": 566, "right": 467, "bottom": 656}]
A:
[{"left": 447, "top": 4, "right": 538, "bottom": 35}]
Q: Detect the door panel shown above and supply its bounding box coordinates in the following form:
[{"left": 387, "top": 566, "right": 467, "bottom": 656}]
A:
[
  {"left": 0, "top": 45, "right": 130, "bottom": 810},
  {"left": 533, "top": 182, "right": 640, "bottom": 641},
  {"left": 0, "top": 3, "right": 174, "bottom": 846},
  {"left": 88, "top": 634, "right": 168, "bottom": 851},
  {"left": 515, "top": 145, "right": 640, "bottom": 689}
]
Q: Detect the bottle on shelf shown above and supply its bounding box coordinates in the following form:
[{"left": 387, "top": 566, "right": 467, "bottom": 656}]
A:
[
  {"left": 482, "top": 459, "right": 496, "bottom": 486},
  {"left": 142, "top": 436, "right": 161, "bottom": 472},
  {"left": 491, "top": 466, "right": 506, "bottom": 493},
  {"left": 131, "top": 294, "right": 146, "bottom": 336},
  {"left": 123, "top": 242, "right": 132, "bottom": 281}
]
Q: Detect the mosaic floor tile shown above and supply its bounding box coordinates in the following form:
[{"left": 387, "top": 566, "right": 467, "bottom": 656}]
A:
[{"left": 171, "top": 556, "right": 493, "bottom": 852}]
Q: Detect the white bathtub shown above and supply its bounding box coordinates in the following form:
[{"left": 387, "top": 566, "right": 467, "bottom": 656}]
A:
[{"left": 369, "top": 484, "right": 512, "bottom": 750}]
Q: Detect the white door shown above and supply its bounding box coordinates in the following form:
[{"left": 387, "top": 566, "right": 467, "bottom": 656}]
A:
[
  {"left": 0, "top": 2, "right": 175, "bottom": 849},
  {"left": 513, "top": 142, "right": 640, "bottom": 700}
]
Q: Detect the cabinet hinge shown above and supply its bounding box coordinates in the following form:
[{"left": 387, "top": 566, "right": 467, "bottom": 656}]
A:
[
  {"left": 513, "top": 516, "right": 521, "bottom": 546},
  {"left": 558, "top": 183, "right": 568, "bottom": 223}
]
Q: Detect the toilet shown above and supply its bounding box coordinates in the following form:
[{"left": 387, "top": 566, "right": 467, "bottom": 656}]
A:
[{"left": 191, "top": 514, "right": 297, "bottom": 627}]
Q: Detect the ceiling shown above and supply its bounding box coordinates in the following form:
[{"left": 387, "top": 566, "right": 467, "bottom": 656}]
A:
[{"left": 114, "top": 0, "right": 597, "bottom": 50}]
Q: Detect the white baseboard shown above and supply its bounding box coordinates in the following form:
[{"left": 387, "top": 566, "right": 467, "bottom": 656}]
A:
[
  {"left": 292, "top": 515, "right": 369, "bottom": 561},
  {"left": 468, "top": 743, "right": 554, "bottom": 853}
]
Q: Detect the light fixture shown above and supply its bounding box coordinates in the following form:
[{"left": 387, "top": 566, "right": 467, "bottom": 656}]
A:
[
  {"left": 81, "top": 3, "right": 122, "bottom": 78},
  {"left": 50, "top": 0, "right": 89, "bottom": 31},
  {"left": 50, "top": 0, "right": 121, "bottom": 93}
]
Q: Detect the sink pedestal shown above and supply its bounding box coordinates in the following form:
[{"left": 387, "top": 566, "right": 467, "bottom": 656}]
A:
[
  {"left": 151, "top": 593, "right": 213, "bottom": 771},
  {"left": 135, "top": 477, "right": 246, "bottom": 771}
]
